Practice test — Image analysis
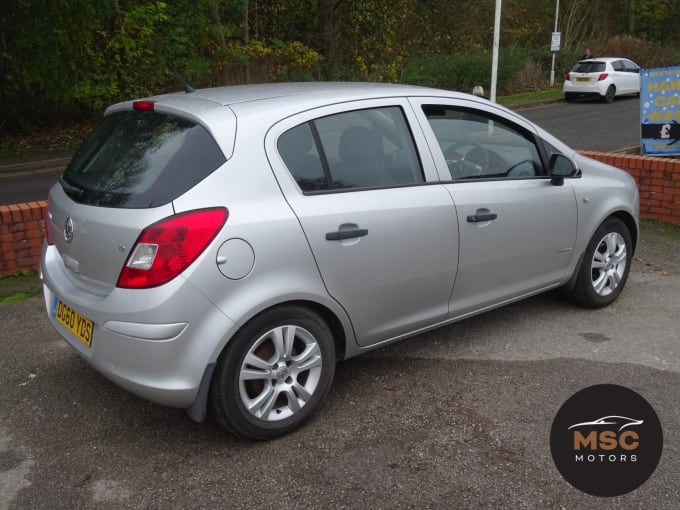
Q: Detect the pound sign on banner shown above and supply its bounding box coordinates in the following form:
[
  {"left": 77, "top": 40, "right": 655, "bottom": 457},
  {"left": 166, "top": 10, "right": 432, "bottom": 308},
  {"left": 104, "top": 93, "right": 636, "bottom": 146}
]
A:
[{"left": 660, "top": 124, "right": 671, "bottom": 139}]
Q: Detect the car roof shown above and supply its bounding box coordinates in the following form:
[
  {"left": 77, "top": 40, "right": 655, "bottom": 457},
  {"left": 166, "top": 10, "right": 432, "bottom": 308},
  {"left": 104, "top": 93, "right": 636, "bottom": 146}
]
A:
[
  {"left": 105, "top": 81, "right": 473, "bottom": 120},
  {"left": 182, "top": 82, "right": 451, "bottom": 106},
  {"left": 104, "top": 81, "right": 573, "bottom": 160},
  {"left": 578, "top": 57, "right": 636, "bottom": 64}
]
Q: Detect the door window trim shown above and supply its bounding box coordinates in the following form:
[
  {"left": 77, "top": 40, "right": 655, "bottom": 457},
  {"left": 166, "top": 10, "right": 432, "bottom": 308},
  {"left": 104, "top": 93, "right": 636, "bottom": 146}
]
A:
[
  {"left": 266, "top": 97, "right": 442, "bottom": 197},
  {"left": 279, "top": 105, "right": 427, "bottom": 193}
]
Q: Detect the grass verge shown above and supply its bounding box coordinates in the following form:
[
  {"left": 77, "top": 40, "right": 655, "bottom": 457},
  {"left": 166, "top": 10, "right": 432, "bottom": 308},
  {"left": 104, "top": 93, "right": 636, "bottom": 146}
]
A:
[
  {"left": 0, "top": 272, "right": 42, "bottom": 305},
  {"left": 498, "top": 88, "right": 564, "bottom": 108}
]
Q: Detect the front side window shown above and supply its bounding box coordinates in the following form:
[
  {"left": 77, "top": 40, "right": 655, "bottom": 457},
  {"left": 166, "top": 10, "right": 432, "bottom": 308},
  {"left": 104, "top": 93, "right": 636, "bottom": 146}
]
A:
[
  {"left": 622, "top": 60, "right": 639, "bottom": 73},
  {"left": 423, "top": 105, "right": 543, "bottom": 180},
  {"left": 278, "top": 106, "right": 424, "bottom": 192}
]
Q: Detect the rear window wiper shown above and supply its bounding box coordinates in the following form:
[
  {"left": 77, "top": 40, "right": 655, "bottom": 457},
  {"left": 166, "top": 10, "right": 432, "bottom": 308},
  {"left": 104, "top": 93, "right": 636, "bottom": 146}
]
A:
[{"left": 59, "top": 177, "right": 85, "bottom": 199}]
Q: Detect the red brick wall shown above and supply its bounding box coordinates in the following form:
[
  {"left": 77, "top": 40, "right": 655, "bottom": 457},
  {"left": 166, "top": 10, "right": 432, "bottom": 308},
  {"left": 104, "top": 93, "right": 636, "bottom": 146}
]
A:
[
  {"left": 0, "top": 201, "right": 47, "bottom": 276},
  {"left": 580, "top": 151, "right": 680, "bottom": 225},
  {"left": 1, "top": 153, "right": 679, "bottom": 275}
]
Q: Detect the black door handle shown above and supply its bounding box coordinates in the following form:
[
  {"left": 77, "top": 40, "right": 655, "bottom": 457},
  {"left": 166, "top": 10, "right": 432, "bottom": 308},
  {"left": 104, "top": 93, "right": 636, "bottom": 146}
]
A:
[
  {"left": 467, "top": 213, "right": 497, "bottom": 223},
  {"left": 325, "top": 228, "right": 369, "bottom": 241}
]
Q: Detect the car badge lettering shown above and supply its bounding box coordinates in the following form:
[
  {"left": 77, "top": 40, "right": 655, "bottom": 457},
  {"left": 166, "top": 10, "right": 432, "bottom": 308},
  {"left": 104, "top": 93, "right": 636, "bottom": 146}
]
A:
[{"left": 64, "top": 217, "right": 74, "bottom": 243}]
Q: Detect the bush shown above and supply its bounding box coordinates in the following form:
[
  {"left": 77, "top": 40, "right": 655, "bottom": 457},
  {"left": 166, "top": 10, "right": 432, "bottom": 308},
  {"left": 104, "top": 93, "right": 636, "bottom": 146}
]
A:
[
  {"left": 597, "top": 35, "right": 678, "bottom": 69},
  {"left": 509, "top": 58, "right": 547, "bottom": 92},
  {"left": 401, "top": 46, "right": 565, "bottom": 94}
]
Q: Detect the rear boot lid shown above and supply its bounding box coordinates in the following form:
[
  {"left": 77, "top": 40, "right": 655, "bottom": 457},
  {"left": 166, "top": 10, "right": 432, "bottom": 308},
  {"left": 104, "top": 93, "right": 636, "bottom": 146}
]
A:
[{"left": 47, "top": 187, "right": 174, "bottom": 294}]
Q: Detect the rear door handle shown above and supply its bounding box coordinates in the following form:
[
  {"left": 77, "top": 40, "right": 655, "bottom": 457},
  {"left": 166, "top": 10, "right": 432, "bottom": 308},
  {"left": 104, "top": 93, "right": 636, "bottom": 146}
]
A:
[
  {"left": 467, "top": 211, "right": 498, "bottom": 223},
  {"left": 325, "top": 228, "right": 368, "bottom": 241}
]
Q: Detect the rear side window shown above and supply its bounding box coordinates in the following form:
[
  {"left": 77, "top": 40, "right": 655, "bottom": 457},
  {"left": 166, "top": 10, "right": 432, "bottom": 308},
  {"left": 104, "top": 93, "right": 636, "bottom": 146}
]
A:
[
  {"left": 277, "top": 124, "right": 328, "bottom": 191},
  {"left": 572, "top": 62, "right": 605, "bottom": 73},
  {"left": 278, "top": 106, "right": 424, "bottom": 192},
  {"left": 62, "top": 111, "right": 226, "bottom": 208}
]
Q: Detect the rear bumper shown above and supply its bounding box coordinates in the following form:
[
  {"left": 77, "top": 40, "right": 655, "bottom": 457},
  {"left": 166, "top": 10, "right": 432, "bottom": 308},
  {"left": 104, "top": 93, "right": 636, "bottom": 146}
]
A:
[
  {"left": 563, "top": 80, "right": 608, "bottom": 97},
  {"left": 41, "top": 243, "right": 238, "bottom": 409}
]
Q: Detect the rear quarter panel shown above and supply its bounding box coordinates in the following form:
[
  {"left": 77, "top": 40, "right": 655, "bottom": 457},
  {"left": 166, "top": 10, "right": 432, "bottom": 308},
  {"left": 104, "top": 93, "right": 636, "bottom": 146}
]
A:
[{"left": 171, "top": 110, "right": 357, "bottom": 361}]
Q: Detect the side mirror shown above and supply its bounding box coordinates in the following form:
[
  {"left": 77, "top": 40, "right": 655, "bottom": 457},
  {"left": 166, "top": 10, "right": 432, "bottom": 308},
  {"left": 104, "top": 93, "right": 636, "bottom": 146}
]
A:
[{"left": 549, "top": 154, "right": 578, "bottom": 186}]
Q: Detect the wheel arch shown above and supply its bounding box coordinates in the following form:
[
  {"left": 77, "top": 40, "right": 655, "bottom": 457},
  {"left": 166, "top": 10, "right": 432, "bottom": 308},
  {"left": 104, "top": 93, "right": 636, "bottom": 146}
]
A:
[
  {"left": 226, "top": 299, "right": 349, "bottom": 362},
  {"left": 283, "top": 299, "right": 348, "bottom": 361},
  {"left": 565, "top": 210, "right": 638, "bottom": 291},
  {"left": 611, "top": 210, "right": 638, "bottom": 252}
]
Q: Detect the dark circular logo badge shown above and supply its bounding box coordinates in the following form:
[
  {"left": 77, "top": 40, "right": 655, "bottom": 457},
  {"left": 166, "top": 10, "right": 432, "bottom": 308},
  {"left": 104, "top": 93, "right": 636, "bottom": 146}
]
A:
[{"left": 550, "top": 384, "right": 663, "bottom": 497}]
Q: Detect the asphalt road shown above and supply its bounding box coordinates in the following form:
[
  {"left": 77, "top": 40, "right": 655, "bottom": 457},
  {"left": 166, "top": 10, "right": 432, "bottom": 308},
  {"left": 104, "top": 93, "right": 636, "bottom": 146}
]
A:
[
  {"left": 0, "top": 97, "right": 641, "bottom": 206},
  {"left": 519, "top": 95, "right": 640, "bottom": 152},
  {"left": 0, "top": 161, "right": 66, "bottom": 205},
  {"left": 1, "top": 221, "right": 679, "bottom": 509}
]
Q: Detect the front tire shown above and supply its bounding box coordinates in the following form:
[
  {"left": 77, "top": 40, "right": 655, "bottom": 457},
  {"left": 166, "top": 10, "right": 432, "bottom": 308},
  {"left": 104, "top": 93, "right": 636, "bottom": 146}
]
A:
[
  {"left": 210, "top": 306, "right": 336, "bottom": 440},
  {"left": 566, "top": 217, "right": 632, "bottom": 308}
]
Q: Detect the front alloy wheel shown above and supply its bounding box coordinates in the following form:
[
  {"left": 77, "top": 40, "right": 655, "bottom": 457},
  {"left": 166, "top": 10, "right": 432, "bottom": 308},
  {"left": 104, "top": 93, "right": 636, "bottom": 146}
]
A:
[
  {"left": 210, "top": 306, "right": 335, "bottom": 439},
  {"left": 566, "top": 217, "right": 632, "bottom": 308},
  {"left": 590, "top": 231, "right": 627, "bottom": 297}
]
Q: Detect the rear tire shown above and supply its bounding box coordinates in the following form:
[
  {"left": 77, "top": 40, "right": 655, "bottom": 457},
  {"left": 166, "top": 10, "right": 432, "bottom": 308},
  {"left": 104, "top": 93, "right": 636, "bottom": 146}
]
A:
[
  {"left": 604, "top": 85, "right": 616, "bottom": 103},
  {"left": 565, "top": 217, "right": 632, "bottom": 308},
  {"left": 210, "top": 306, "right": 335, "bottom": 440},
  {"left": 564, "top": 93, "right": 577, "bottom": 102}
]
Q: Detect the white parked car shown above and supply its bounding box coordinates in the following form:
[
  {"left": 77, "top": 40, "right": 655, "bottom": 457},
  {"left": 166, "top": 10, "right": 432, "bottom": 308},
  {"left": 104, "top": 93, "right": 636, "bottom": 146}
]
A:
[{"left": 563, "top": 57, "right": 640, "bottom": 103}]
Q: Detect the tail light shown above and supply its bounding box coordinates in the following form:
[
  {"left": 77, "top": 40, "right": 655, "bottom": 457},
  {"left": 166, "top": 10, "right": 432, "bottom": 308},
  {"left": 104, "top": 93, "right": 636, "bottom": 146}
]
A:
[
  {"left": 566, "top": 73, "right": 571, "bottom": 80},
  {"left": 597, "top": 73, "right": 609, "bottom": 81},
  {"left": 117, "top": 208, "right": 228, "bottom": 289}
]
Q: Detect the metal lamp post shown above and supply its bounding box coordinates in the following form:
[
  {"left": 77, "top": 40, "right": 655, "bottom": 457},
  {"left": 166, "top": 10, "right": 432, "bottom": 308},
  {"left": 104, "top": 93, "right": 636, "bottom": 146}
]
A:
[{"left": 550, "top": 0, "right": 560, "bottom": 86}]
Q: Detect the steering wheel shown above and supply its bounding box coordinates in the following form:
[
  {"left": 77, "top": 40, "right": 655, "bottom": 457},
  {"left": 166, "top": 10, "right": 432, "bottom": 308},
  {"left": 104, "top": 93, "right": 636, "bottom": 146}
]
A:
[
  {"left": 444, "top": 140, "right": 489, "bottom": 179},
  {"left": 505, "top": 159, "right": 536, "bottom": 177}
]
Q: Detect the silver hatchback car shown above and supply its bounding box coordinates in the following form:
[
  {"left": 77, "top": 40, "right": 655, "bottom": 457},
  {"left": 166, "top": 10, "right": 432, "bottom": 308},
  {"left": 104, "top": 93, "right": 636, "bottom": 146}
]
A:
[{"left": 42, "top": 82, "right": 639, "bottom": 439}]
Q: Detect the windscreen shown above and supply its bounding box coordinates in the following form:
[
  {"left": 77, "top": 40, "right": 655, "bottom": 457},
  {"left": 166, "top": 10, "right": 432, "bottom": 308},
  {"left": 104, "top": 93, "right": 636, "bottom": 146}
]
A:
[{"left": 61, "top": 111, "right": 226, "bottom": 208}]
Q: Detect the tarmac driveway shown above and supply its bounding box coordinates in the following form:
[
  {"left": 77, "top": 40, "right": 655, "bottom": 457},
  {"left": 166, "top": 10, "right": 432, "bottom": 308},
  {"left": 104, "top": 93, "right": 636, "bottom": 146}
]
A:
[{"left": 1, "top": 221, "right": 679, "bottom": 509}]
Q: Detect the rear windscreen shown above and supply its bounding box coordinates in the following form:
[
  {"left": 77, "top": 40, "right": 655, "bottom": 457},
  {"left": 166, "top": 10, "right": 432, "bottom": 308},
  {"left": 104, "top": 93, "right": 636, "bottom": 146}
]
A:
[
  {"left": 572, "top": 62, "right": 606, "bottom": 73},
  {"left": 61, "top": 111, "right": 226, "bottom": 208}
]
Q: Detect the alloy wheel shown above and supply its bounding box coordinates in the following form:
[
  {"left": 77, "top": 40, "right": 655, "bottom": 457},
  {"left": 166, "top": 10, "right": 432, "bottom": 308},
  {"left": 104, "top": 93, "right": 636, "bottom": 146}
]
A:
[
  {"left": 590, "top": 231, "right": 627, "bottom": 296},
  {"left": 238, "top": 324, "right": 323, "bottom": 421}
]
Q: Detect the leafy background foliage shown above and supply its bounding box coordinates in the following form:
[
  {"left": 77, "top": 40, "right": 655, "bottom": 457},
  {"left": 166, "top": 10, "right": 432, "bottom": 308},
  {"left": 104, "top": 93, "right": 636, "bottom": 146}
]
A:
[{"left": 1, "top": 0, "right": 679, "bottom": 132}]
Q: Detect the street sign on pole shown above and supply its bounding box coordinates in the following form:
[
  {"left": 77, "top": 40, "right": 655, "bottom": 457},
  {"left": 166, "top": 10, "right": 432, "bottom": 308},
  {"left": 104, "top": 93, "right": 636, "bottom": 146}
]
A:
[
  {"left": 549, "top": 0, "right": 560, "bottom": 87},
  {"left": 551, "top": 32, "right": 561, "bottom": 53}
]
